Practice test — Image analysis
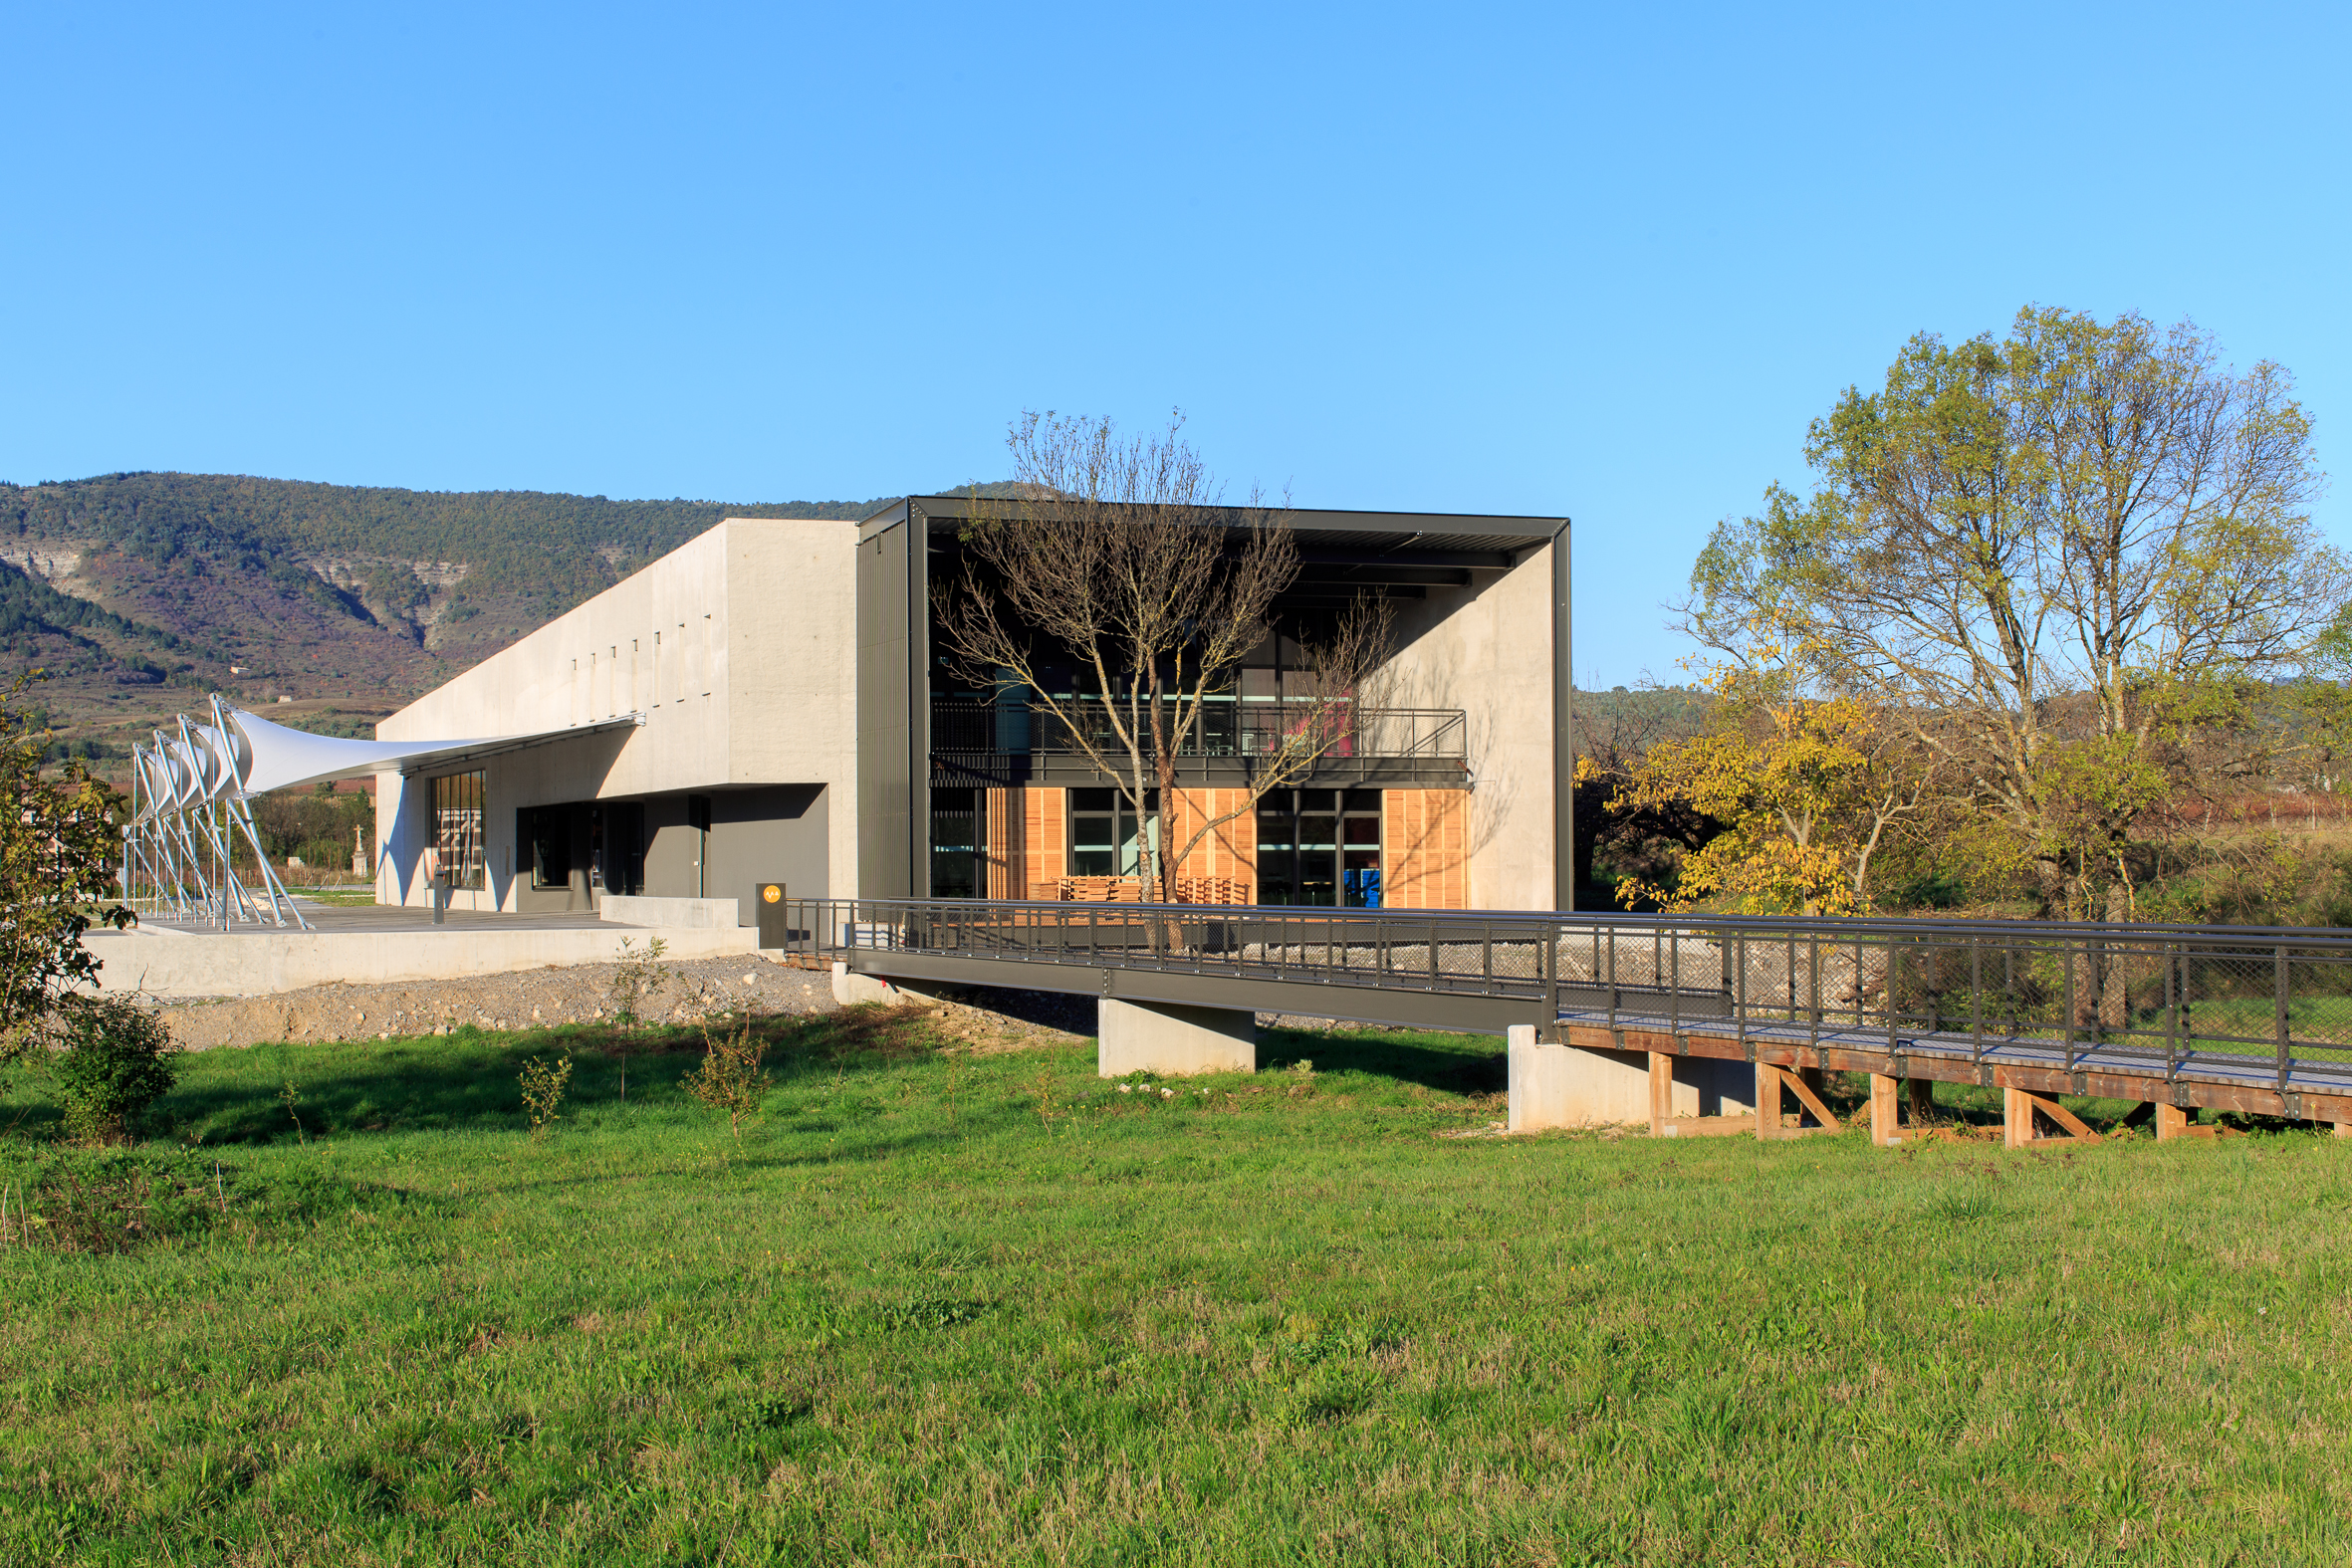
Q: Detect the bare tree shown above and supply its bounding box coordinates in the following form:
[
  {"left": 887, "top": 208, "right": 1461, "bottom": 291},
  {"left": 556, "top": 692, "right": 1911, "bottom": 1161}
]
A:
[{"left": 934, "top": 412, "right": 1394, "bottom": 904}]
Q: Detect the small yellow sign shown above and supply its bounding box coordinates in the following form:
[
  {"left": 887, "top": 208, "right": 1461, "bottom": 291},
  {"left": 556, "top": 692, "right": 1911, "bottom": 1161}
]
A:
[{"left": 761, "top": 884, "right": 782, "bottom": 903}]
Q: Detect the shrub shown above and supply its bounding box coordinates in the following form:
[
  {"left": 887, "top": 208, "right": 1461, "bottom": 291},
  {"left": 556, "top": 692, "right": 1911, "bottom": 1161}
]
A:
[
  {"left": 519, "top": 1054, "right": 573, "bottom": 1139},
  {"left": 685, "top": 1013, "right": 771, "bottom": 1141},
  {"left": 605, "top": 936, "right": 671, "bottom": 1028},
  {"left": 49, "top": 997, "right": 181, "bottom": 1145}
]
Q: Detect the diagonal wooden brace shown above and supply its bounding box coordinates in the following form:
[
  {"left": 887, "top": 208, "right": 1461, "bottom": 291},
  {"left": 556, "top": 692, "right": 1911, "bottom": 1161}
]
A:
[
  {"left": 2003, "top": 1087, "right": 2101, "bottom": 1149},
  {"left": 1756, "top": 1062, "right": 1841, "bottom": 1139}
]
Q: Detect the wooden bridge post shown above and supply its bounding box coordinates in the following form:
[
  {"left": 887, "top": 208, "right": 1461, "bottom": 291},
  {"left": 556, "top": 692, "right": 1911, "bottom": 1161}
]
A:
[
  {"left": 1755, "top": 1061, "right": 1782, "bottom": 1140},
  {"left": 2154, "top": 1102, "right": 2215, "bottom": 1142},
  {"left": 1649, "top": 1051, "right": 1672, "bottom": 1139},
  {"left": 1869, "top": 1074, "right": 1900, "bottom": 1147}
]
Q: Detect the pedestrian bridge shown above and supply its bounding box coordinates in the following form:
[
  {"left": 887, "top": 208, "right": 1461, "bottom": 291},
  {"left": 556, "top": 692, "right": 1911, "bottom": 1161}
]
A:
[{"left": 778, "top": 897, "right": 2352, "bottom": 1147}]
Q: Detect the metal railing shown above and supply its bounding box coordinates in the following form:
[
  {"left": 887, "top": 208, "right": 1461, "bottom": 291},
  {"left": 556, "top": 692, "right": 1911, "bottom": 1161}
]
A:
[
  {"left": 929, "top": 697, "right": 1466, "bottom": 767},
  {"left": 782, "top": 898, "right": 2352, "bottom": 1091}
]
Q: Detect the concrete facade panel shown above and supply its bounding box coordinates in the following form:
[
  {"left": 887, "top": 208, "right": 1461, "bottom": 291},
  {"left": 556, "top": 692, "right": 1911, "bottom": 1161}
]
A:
[{"left": 1379, "top": 544, "right": 1557, "bottom": 909}]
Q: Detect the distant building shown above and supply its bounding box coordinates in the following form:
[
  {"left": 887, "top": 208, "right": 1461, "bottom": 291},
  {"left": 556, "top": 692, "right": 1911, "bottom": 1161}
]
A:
[{"left": 374, "top": 497, "right": 1570, "bottom": 921}]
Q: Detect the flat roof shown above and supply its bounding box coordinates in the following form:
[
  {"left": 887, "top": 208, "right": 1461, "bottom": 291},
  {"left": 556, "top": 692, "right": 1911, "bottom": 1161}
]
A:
[{"left": 861, "top": 494, "right": 1564, "bottom": 564}]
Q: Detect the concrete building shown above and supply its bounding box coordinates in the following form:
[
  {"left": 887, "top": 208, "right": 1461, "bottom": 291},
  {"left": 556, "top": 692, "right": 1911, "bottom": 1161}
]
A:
[{"left": 373, "top": 496, "right": 1570, "bottom": 923}]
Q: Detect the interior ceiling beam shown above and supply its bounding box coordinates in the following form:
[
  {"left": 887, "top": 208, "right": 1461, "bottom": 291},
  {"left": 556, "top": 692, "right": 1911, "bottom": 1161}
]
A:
[
  {"left": 1273, "top": 585, "right": 1427, "bottom": 603},
  {"left": 933, "top": 541, "right": 1518, "bottom": 571},
  {"left": 1294, "top": 564, "right": 1473, "bottom": 587},
  {"left": 1294, "top": 547, "right": 1517, "bottom": 570}
]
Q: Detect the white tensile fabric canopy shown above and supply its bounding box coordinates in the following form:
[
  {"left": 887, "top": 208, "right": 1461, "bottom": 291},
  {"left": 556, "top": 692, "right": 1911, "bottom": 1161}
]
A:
[
  {"left": 226, "top": 706, "right": 545, "bottom": 796},
  {"left": 122, "top": 698, "right": 626, "bottom": 929},
  {"left": 129, "top": 705, "right": 610, "bottom": 817}
]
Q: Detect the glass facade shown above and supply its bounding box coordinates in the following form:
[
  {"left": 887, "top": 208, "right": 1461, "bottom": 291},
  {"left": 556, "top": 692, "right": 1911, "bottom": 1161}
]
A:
[
  {"left": 1255, "top": 788, "right": 1382, "bottom": 907},
  {"left": 515, "top": 800, "right": 644, "bottom": 897},
  {"left": 431, "top": 771, "right": 487, "bottom": 890}
]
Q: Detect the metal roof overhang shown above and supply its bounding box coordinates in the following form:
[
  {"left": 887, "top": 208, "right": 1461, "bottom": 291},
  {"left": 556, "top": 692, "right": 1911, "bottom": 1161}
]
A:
[
  {"left": 390, "top": 713, "right": 646, "bottom": 778},
  {"left": 900, "top": 496, "right": 1565, "bottom": 576}
]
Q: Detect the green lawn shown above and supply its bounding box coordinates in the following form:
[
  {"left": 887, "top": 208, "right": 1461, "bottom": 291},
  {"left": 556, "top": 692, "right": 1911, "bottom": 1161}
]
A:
[{"left": 4, "top": 1008, "right": 2351, "bottom": 1566}]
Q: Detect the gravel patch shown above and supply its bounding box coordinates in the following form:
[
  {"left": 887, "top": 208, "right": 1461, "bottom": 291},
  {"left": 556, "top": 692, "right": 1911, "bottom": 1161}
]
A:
[{"left": 153, "top": 956, "right": 1098, "bottom": 1055}]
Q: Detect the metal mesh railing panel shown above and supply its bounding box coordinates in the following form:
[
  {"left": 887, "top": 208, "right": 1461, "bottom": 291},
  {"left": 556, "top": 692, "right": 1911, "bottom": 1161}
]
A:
[{"left": 780, "top": 899, "right": 2352, "bottom": 1090}]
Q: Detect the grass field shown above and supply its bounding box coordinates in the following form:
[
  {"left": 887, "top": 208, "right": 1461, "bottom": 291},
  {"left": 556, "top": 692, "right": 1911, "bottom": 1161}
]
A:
[{"left": 4, "top": 1006, "right": 2351, "bottom": 1566}]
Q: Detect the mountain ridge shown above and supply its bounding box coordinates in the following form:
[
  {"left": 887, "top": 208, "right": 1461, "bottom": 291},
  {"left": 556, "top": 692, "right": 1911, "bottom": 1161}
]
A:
[{"left": 1, "top": 470, "right": 899, "bottom": 761}]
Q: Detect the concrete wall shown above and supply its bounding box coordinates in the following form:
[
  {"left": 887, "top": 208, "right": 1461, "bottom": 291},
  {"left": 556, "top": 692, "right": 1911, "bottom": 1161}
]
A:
[
  {"left": 599, "top": 896, "right": 742, "bottom": 929},
  {"left": 1507, "top": 1029, "right": 1757, "bottom": 1132},
  {"left": 708, "top": 784, "right": 828, "bottom": 924},
  {"left": 1379, "top": 544, "right": 1556, "bottom": 911},
  {"left": 727, "top": 520, "right": 862, "bottom": 900},
  {"left": 1097, "top": 998, "right": 1257, "bottom": 1076},
  {"left": 373, "top": 518, "right": 862, "bottom": 909}
]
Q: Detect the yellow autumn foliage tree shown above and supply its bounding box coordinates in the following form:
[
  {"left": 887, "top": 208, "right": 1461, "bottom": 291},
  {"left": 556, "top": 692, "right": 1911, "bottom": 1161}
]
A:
[{"left": 1615, "top": 659, "right": 1932, "bottom": 916}]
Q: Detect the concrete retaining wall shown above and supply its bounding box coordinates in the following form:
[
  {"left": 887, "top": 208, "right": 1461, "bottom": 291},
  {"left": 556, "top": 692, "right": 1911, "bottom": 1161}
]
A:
[
  {"left": 830, "top": 963, "right": 947, "bottom": 1008},
  {"left": 85, "top": 924, "right": 761, "bottom": 1000},
  {"left": 599, "top": 895, "right": 744, "bottom": 929}
]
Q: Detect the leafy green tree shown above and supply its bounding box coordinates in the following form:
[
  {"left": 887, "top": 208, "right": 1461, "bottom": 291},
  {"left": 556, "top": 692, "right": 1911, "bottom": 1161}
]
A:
[
  {"left": 1684, "top": 308, "right": 2341, "bottom": 917},
  {"left": 0, "top": 673, "right": 132, "bottom": 1073}
]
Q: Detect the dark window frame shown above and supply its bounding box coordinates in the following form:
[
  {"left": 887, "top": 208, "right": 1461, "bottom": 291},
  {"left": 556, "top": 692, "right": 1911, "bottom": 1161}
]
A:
[
  {"left": 430, "top": 771, "right": 487, "bottom": 891},
  {"left": 1256, "top": 787, "right": 1383, "bottom": 908},
  {"left": 1067, "top": 786, "right": 1158, "bottom": 878}
]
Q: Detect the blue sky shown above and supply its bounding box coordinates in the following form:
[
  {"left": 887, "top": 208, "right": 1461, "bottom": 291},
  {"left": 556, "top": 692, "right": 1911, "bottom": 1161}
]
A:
[{"left": 3, "top": 2, "right": 2344, "bottom": 684}]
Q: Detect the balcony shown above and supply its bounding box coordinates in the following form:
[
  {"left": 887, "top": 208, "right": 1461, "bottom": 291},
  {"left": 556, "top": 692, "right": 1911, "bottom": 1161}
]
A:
[{"left": 929, "top": 696, "right": 1468, "bottom": 786}]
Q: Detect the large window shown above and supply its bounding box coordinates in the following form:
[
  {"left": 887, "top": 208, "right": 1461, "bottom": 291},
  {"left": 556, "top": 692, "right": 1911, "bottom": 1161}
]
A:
[
  {"left": 1256, "top": 788, "right": 1381, "bottom": 907},
  {"left": 431, "top": 771, "right": 486, "bottom": 890},
  {"left": 516, "top": 801, "right": 644, "bottom": 897},
  {"left": 1069, "top": 787, "right": 1157, "bottom": 876}
]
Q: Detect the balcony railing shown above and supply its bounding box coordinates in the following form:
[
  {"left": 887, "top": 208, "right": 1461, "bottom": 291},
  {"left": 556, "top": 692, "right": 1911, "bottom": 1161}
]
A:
[{"left": 931, "top": 697, "right": 1465, "bottom": 778}]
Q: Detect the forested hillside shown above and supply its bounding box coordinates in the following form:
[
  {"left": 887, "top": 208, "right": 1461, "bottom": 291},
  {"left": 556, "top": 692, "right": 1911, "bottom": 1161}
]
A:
[{"left": 0, "top": 471, "right": 893, "bottom": 763}]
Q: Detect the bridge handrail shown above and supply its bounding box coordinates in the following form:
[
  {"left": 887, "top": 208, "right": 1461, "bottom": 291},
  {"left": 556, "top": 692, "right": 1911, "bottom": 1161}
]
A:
[{"left": 779, "top": 896, "right": 2352, "bottom": 1087}]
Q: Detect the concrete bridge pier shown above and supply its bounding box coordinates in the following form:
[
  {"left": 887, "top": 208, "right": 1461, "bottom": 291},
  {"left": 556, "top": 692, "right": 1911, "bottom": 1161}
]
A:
[
  {"left": 831, "top": 963, "right": 953, "bottom": 1008},
  {"left": 1509, "top": 1024, "right": 1756, "bottom": 1132},
  {"left": 1097, "top": 998, "right": 1257, "bottom": 1077}
]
